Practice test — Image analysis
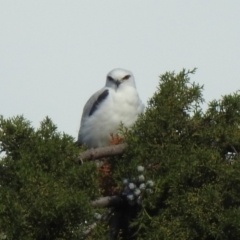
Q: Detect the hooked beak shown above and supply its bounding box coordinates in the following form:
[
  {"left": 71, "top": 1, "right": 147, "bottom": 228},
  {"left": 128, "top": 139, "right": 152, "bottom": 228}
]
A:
[{"left": 115, "top": 80, "right": 121, "bottom": 88}]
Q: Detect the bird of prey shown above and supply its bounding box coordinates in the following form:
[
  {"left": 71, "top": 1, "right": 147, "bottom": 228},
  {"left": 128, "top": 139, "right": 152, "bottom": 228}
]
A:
[{"left": 77, "top": 68, "right": 144, "bottom": 148}]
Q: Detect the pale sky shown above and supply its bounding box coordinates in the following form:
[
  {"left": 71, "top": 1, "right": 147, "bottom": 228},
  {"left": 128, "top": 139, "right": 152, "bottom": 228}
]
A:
[{"left": 1, "top": 1, "right": 240, "bottom": 139}]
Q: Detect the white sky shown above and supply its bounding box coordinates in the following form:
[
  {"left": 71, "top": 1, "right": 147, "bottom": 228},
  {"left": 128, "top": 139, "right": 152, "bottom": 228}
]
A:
[{"left": 1, "top": 1, "right": 240, "bottom": 139}]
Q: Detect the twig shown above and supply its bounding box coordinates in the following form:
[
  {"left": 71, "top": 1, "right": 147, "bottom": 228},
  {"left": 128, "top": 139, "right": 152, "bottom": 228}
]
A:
[
  {"left": 82, "top": 222, "right": 97, "bottom": 235},
  {"left": 230, "top": 145, "right": 238, "bottom": 155},
  {"left": 82, "top": 208, "right": 113, "bottom": 236},
  {"left": 77, "top": 143, "right": 127, "bottom": 163}
]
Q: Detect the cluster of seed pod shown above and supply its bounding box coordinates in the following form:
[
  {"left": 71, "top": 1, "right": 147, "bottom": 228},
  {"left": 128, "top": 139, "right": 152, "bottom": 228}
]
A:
[
  {"left": 122, "top": 166, "right": 154, "bottom": 205},
  {"left": 92, "top": 166, "right": 155, "bottom": 227}
]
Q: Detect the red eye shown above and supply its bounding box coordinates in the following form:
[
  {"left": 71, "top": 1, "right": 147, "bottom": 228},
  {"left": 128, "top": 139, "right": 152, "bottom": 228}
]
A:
[{"left": 122, "top": 75, "right": 131, "bottom": 80}]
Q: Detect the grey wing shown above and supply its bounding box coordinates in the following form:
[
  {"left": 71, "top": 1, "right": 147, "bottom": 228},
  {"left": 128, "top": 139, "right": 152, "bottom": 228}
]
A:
[
  {"left": 80, "top": 88, "right": 109, "bottom": 122},
  {"left": 77, "top": 88, "right": 109, "bottom": 146}
]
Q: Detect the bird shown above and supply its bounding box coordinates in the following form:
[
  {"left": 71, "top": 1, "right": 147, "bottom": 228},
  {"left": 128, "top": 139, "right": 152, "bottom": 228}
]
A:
[{"left": 77, "top": 68, "right": 144, "bottom": 148}]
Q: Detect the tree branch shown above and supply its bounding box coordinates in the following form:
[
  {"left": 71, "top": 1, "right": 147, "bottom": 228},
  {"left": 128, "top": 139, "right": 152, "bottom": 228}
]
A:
[
  {"left": 82, "top": 208, "right": 113, "bottom": 236},
  {"left": 91, "top": 195, "right": 123, "bottom": 208},
  {"left": 77, "top": 143, "right": 127, "bottom": 163},
  {"left": 79, "top": 145, "right": 127, "bottom": 236},
  {"left": 82, "top": 222, "right": 97, "bottom": 235}
]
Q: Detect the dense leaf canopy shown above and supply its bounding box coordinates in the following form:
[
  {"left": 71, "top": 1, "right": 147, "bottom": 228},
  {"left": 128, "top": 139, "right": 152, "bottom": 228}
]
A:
[
  {"left": 1, "top": 69, "right": 240, "bottom": 239},
  {"left": 0, "top": 117, "right": 99, "bottom": 239}
]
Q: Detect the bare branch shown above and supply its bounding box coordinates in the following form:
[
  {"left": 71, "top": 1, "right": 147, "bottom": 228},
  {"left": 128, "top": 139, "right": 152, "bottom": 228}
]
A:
[
  {"left": 92, "top": 195, "right": 123, "bottom": 208},
  {"left": 77, "top": 143, "right": 127, "bottom": 163},
  {"left": 82, "top": 208, "right": 113, "bottom": 236},
  {"left": 231, "top": 145, "right": 238, "bottom": 155},
  {"left": 79, "top": 145, "right": 127, "bottom": 236},
  {"left": 82, "top": 222, "right": 97, "bottom": 235}
]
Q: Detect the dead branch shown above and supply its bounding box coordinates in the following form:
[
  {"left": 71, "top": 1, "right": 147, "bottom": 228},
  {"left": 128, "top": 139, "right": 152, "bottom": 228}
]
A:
[
  {"left": 91, "top": 195, "right": 123, "bottom": 208},
  {"left": 77, "top": 143, "right": 127, "bottom": 163},
  {"left": 82, "top": 222, "right": 97, "bottom": 235}
]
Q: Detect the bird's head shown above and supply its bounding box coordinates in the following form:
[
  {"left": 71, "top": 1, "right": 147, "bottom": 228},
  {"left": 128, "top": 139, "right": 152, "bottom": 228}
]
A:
[{"left": 105, "top": 68, "right": 136, "bottom": 90}]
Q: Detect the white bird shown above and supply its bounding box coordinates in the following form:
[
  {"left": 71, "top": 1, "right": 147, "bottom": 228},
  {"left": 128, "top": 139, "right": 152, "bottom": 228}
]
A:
[{"left": 77, "top": 68, "right": 144, "bottom": 148}]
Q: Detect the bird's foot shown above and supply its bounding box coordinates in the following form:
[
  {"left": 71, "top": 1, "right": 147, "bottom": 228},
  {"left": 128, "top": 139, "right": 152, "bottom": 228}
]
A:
[{"left": 109, "top": 133, "right": 124, "bottom": 145}]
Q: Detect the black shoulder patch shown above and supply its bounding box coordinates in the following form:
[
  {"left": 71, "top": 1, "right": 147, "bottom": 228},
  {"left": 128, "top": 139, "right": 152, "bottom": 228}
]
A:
[{"left": 89, "top": 89, "right": 109, "bottom": 116}]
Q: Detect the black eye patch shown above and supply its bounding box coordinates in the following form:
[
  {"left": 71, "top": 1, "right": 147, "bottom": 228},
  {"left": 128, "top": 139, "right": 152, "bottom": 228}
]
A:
[
  {"left": 122, "top": 75, "right": 131, "bottom": 80},
  {"left": 107, "top": 76, "right": 114, "bottom": 81}
]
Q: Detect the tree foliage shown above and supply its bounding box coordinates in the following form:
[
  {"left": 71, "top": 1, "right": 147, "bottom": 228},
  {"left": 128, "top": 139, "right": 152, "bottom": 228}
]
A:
[
  {"left": 0, "top": 117, "right": 99, "bottom": 239},
  {"left": 1, "top": 69, "right": 240, "bottom": 239}
]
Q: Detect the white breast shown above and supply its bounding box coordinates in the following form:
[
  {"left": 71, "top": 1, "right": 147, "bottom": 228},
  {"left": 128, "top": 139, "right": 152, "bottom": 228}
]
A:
[{"left": 79, "top": 86, "right": 144, "bottom": 148}]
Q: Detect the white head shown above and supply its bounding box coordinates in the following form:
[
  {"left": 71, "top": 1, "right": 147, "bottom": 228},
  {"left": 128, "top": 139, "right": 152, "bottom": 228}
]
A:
[{"left": 105, "top": 68, "right": 136, "bottom": 90}]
